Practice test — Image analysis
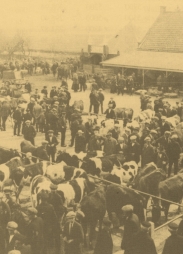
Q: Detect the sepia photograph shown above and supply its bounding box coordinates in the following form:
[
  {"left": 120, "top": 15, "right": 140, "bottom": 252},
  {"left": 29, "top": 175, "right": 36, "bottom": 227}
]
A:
[{"left": 1, "top": 0, "right": 183, "bottom": 253}]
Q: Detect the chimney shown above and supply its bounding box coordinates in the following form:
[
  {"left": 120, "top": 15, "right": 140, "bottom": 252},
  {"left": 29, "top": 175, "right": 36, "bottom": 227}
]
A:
[{"left": 160, "top": 6, "right": 166, "bottom": 14}]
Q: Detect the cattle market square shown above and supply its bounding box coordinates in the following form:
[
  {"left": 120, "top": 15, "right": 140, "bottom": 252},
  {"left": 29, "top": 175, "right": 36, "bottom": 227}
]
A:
[{"left": 2, "top": 4, "right": 183, "bottom": 254}]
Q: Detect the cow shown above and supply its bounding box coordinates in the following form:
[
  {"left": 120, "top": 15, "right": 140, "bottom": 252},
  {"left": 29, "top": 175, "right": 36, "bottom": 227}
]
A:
[
  {"left": 106, "top": 184, "right": 145, "bottom": 224},
  {"left": 132, "top": 163, "right": 166, "bottom": 212},
  {"left": 0, "top": 157, "right": 23, "bottom": 189},
  {"left": 80, "top": 186, "right": 106, "bottom": 248},
  {"left": 56, "top": 150, "right": 86, "bottom": 168},
  {"left": 0, "top": 148, "right": 21, "bottom": 164},
  {"left": 46, "top": 162, "right": 88, "bottom": 184},
  {"left": 20, "top": 140, "right": 49, "bottom": 162},
  {"left": 122, "top": 161, "right": 138, "bottom": 183},
  {"left": 159, "top": 172, "right": 183, "bottom": 221},
  {"left": 114, "top": 108, "right": 134, "bottom": 121}
]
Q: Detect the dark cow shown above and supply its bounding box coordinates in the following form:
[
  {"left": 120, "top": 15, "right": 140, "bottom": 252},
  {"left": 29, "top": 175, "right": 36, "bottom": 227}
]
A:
[
  {"left": 159, "top": 172, "right": 183, "bottom": 221},
  {"left": 114, "top": 108, "right": 133, "bottom": 121},
  {"left": 0, "top": 148, "right": 21, "bottom": 164},
  {"left": 20, "top": 140, "right": 49, "bottom": 162},
  {"left": 80, "top": 186, "right": 106, "bottom": 248},
  {"left": 56, "top": 151, "right": 81, "bottom": 167},
  {"left": 106, "top": 184, "right": 145, "bottom": 224},
  {"left": 132, "top": 162, "right": 166, "bottom": 207}
]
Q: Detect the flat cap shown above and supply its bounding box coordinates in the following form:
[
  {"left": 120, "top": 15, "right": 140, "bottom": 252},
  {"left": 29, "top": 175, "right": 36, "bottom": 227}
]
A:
[
  {"left": 78, "top": 130, "right": 84, "bottom": 134},
  {"left": 50, "top": 183, "right": 58, "bottom": 190},
  {"left": 121, "top": 204, "right": 134, "bottom": 212},
  {"left": 144, "top": 137, "right": 151, "bottom": 142},
  {"left": 130, "top": 135, "right": 137, "bottom": 140},
  {"left": 66, "top": 211, "right": 76, "bottom": 218},
  {"left": 8, "top": 251, "right": 21, "bottom": 254},
  {"left": 165, "top": 131, "right": 171, "bottom": 135},
  {"left": 106, "top": 132, "right": 112, "bottom": 136},
  {"left": 171, "top": 134, "right": 178, "bottom": 139},
  {"left": 27, "top": 207, "right": 38, "bottom": 215},
  {"left": 48, "top": 130, "right": 54, "bottom": 133},
  {"left": 150, "top": 130, "right": 157, "bottom": 134},
  {"left": 141, "top": 221, "right": 151, "bottom": 228},
  {"left": 42, "top": 141, "right": 48, "bottom": 145},
  {"left": 25, "top": 120, "right": 31, "bottom": 124},
  {"left": 161, "top": 116, "right": 166, "bottom": 120},
  {"left": 168, "top": 222, "right": 178, "bottom": 231},
  {"left": 118, "top": 137, "right": 124, "bottom": 141},
  {"left": 7, "top": 221, "right": 18, "bottom": 229}
]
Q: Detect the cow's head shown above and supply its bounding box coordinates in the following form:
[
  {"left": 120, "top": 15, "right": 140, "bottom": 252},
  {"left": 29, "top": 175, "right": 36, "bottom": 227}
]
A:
[{"left": 122, "top": 161, "right": 138, "bottom": 183}]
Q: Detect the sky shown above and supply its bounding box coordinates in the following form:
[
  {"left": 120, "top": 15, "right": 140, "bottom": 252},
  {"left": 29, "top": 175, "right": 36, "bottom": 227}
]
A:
[{"left": 1, "top": 0, "right": 183, "bottom": 51}]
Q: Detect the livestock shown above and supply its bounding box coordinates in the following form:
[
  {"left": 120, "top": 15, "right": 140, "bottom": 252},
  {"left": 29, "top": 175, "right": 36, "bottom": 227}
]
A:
[
  {"left": 46, "top": 162, "right": 88, "bottom": 184},
  {"left": 0, "top": 147, "right": 20, "bottom": 164},
  {"left": 56, "top": 150, "right": 86, "bottom": 168},
  {"left": 80, "top": 186, "right": 106, "bottom": 248},
  {"left": 106, "top": 184, "right": 145, "bottom": 223}
]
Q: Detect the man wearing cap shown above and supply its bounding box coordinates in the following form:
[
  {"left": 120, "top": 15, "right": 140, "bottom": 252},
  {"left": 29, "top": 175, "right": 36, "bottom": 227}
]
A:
[
  {"left": 6, "top": 221, "right": 23, "bottom": 253},
  {"left": 35, "top": 141, "right": 49, "bottom": 161},
  {"left": 160, "top": 116, "right": 170, "bottom": 136},
  {"left": 88, "top": 128, "right": 103, "bottom": 152},
  {"left": 162, "top": 222, "right": 183, "bottom": 254},
  {"left": 94, "top": 218, "right": 113, "bottom": 254},
  {"left": 50, "top": 86, "right": 58, "bottom": 98},
  {"left": 98, "top": 89, "right": 105, "bottom": 114},
  {"left": 59, "top": 111, "right": 67, "bottom": 147},
  {"left": 25, "top": 80, "right": 32, "bottom": 93},
  {"left": 103, "top": 132, "right": 117, "bottom": 156},
  {"left": 142, "top": 137, "right": 156, "bottom": 167},
  {"left": 127, "top": 136, "right": 141, "bottom": 164},
  {"left": 75, "top": 130, "right": 86, "bottom": 153},
  {"left": 122, "top": 128, "right": 131, "bottom": 145},
  {"left": 85, "top": 117, "right": 94, "bottom": 144},
  {"left": 121, "top": 205, "right": 140, "bottom": 254},
  {"left": 41, "top": 86, "right": 48, "bottom": 97},
  {"left": 115, "top": 137, "right": 127, "bottom": 161},
  {"left": 167, "top": 134, "right": 181, "bottom": 177},
  {"left": 63, "top": 211, "right": 84, "bottom": 254},
  {"left": 108, "top": 97, "right": 116, "bottom": 109},
  {"left": 46, "top": 130, "right": 58, "bottom": 162},
  {"left": 13, "top": 105, "right": 22, "bottom": 136},
  {"left": 27, "top": 97, "right": 35, "bottom": 117},
  {"left": 78, "top": 72, "right": 86, "bottom": 92},
  {"left": 104, "top": 104, "right": 116, "bottom": 119},
  {"left": 132, "top": 221, "right": 157, "bottom": 254},
  {"left": 46, "top": 108, "right": 59, "bottom": 135},
  {"left": 23, "top": 120, "right": 36, "bottom": 145},
  {"left": 26, "top": 207, "right": 44, "bottom": 254},
  {"left": 0, "top": 100, "right": 11, "bottom": 131},
  {"left": 155, "top": 131, "right": 171, "bottom": 152},
  {"left": 37, "top": 193, "right": 60, "bottom": 254},
  {"left": 110, "top": 124, "right": 120, "bottom": 140}
]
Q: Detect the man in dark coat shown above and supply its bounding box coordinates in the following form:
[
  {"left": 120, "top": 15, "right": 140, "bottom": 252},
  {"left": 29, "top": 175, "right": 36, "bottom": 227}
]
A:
[
  {"left": 108, "top": 97, "right": 116, "bottom": 109},
  {"left": 160, "top": 116, "right": 171, "bottom": 136},
  {"left": 6, "top": 221, "right": 24, "bottom": 253},
  {"left": 98, "top": 88, "right": 105, "bottom": 114},
  {"left": 25, "top": 80, "right": 32, "bottom": 93},
  {"left": 59, "top": 111, "right": 67, "bottom": 147},
  {"left": 1, "top": 101, "right": 11, "bottom": 131},
  {"left": 37, "top": 193, "right": 60, "bottom": 254},
  {"left": 94, "top": 218, "right": 113, "bottom": 254},
  {"left": 104, "top": 104, "right": 116, "bottom": 119},
  {"left": 84, "top": 117, "right": 93, "bottom": 144},
  {"left": 167, "top": 135, "right": 181, "bottom": 177},
  {"left": 127, "top": 136, "right": 141, "bottom": 164},
  {"left": 23, "top": 120, "right": 36, "bottom": 145},
  {"left": 41, "top": 86, "right": 48, "bottom": 97},
  {"left": 141, "top": 137, "right": 156, "bottom": 167},
  {"left": 155, "top": 131, "right": 171, "bottom": 152},
  {"left": 132, "top": 221, "right": 157, "bottom": 254},
  {"left": 50, "top": 86, "right": 58, "bottom": 98},
  {"left": 26, "top": 207, "right": 44, "bottom": 254},
  {"left": 63, "top": 211, "right": 84, "bottom": 254},
  {"left": 47, "top": 108, "right": 58, "bottom": 135},
  {"left": 13, "top": 105, "right": 22, "bottom": 136},
  {"left": 46, "top": 130, "right": 58, "bottom": 162},
  {"left": 75, "top": 130, "right": 86, "bottom": 153},
  {"left": 121, "top": 205, "right": 140, "bottom": 254},
  {"left": 78, "top": 73, "right": 86, "bottom": 92},
  {"left": 162, "top": 222, "right": 183, "bottom": 254}
]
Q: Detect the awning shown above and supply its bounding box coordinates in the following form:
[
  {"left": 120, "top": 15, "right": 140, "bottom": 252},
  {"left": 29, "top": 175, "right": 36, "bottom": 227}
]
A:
[{"left": 101, "top": 50, "right": 183, "bottom": 73}]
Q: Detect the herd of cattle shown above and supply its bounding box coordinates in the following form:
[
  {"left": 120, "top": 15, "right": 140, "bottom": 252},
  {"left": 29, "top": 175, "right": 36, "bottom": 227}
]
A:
[{"left": 0, "top": 138, "right": 183, "bottom": 245}]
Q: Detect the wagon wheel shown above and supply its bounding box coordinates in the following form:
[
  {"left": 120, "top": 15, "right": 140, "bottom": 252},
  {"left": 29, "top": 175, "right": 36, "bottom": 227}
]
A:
[{"left": 16, "top": 84, "right": 22, "bottom": 89}]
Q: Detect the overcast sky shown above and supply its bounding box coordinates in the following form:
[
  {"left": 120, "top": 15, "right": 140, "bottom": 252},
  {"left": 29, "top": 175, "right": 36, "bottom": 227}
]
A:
[{"left": 1, "top": 0, "right": 183, "bottom": 50}]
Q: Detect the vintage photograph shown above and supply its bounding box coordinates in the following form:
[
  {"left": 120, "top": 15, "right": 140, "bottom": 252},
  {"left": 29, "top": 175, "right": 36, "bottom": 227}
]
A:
[{"left": 0, "top": 0, "right": 183, "bottom": 253}]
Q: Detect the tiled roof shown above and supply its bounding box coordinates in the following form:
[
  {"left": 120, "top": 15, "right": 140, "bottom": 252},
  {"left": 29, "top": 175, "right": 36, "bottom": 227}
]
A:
[{"left": 139, "top": 11, "right": 183, "bottom": 52}]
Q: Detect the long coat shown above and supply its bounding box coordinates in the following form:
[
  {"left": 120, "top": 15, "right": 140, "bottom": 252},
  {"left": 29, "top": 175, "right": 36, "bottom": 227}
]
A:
[
  {"left": 75, "top": 135, "right": 86, "bottom": 153},
  {"left": 94, "top": 228, "right": 113, "bottom": 254},
  {"left": 141, "top": 144, "right": 156, "bottom": 167},
  {"left": 127, "top": 142, "right": 141, "bottom": 164},
  {"left": 63, "top": 221, "right": 84, "bottom": 254},
  {"left": 23, "top": 125, "right": 36, "bottom": 143},
  {"left": 46, "top": 135, "right": 58, "bottom": 154}
]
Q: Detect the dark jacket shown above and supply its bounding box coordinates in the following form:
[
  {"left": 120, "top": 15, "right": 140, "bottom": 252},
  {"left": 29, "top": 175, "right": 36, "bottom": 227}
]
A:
[
  {"left": 6, "top": 231, "right": 25, "bottom": 253},
  {"left": 35, "top": 146, "right": 49, "bottom": 161},
  {"left": 142, "top": 144, "right": 156, "bottom": 167},
  {"left": 50, "top": 89, "right": 58, "bottom": 98},
  {"left": 108, "top": 100, "right": 116, "bottom": 109},
  {"left": 94, "top": 228, "right": 113, "bottom": 254},
  {"left": 1, "top": 102, "right": 11, "bottom": 117},
  {"left": 46, "top": 135, "right": 58, "bottom": 153},
  {"left": 98, "top": 93, "right": 105, "bottom": 103},
  {"left": 23, "top": 125, "right": 36, "bottom": 140},
  {"left": 127, "top": 142, "right": 141, "bottom": 164},
  {"left": 63, "top": 221, "right": 84, "bottom": 254},
  {"left": 115, "top": 143, "right": 128, "bottom": 155},
  {"left": 167, "top": 140, "right": 181, "bottom": 160},
  {"left": 162, "top": 234, "right": 183, "bottom": 254},
  {"left": 75, "top": 135, "right": 86, "bottom": 153},
  {"left": 104, "top": 109, "right": 116, "bottom": 119},
  {"left": 160, "top": 122, "right": 171, "bottom": 136},
  {"left": 121, "top": 213, "right": 140, "bottom": 252},
  {"left": 26, "top": 216, "right": 44, "bottom": 249},
  {"left": 132, "top": 230, "right": 157, "bottom": 254},
  {"left": 13, "top": 109, "right": 22, "bottom": 122}
]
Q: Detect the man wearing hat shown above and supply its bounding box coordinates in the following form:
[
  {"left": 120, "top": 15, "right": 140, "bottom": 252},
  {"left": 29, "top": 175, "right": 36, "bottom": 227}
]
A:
[
  {"left": 59, "top": 111, "right": 67, "bottom": 147},
  {"left": 85, "top": 117, "right": 94, "bottom": 144},
  {"left": 78, "top": 72, "right": 86, "bottom": 92},
  {"left": 35, "top": 141, "right": 49, "bottom": 161},
  {"left": 22, "top": 108, "right": 32, "bottom": 134},
  {"left": 88, "top": 127, "right": 103, "bottom": 152},
  {"left": 108, "top": 97, "right": 116, "bottom": 109},
  {"left": 160, "top": 116, "right": 170, "bottom": 136},
  {"left": 26, "top": 207, "right": 44, "bottom": 254},
  {"left": 13, "top": 105, "right": 22, "bottom": 136},
  {"left": 98, "top": 88, "right": 105, "bottom": 114},
  {"left": 46, "top": 130, "right": 58, "bottom": 162},
  {"left": 115, "top": 137, "right": 128, "bottom": 162},
  {"left": 142, "top": 137, "right": 156, "bottom": 167},
  {"left": 27, "top": 97, "right": 35, "bottom": 117},
  {"left": 103, "top": 132, "right": 117, "bottom": 156},
  {"left": 94, "top": 218, "right": 113, "bottom": 254},
  {"left": 25, "top": 80, "right": 32, "bottom": 93},
  {"left": 110, "top": 124, "right": 120, "bottom": 140},
  {"left": 6, "top": 221, "right": 22, "bottom": 252},
  {"left": 75, "top": 130, "right": 86, "bottom": 153},
  {"left": 50, "top": 86, "right": 58, "bottom": 98},
  {"left": 155, "top": 131, "right": 171, "bottom": 153},
  {"left": 23, "top": 120, "right": 36, "bottom": 145},
  {"left": 121, "top": 205, "right": 140, "bottom": 254},
  {"left": 63, "top": 211, "right": 84, "bottom": 254},
  {"left": 167, "top": 134, "right": 181, "bottom": 177},
  {"left": 132, "top": 221, "right": 157, "bottom": 254},
  {"left": 127, "top": 136, "right": 141, "bottom": 164},
  {"left": 41, "top": 86, "right": 48, "bottom": 97},
  {"left": 37, "top": 193, "right": 60, "bottom": 254},
  {"left": 104, "top": 104, "right": 116, "bottom": 119},
  {"left": 162, "top": 222, "right": 183, "bottom": 254}
]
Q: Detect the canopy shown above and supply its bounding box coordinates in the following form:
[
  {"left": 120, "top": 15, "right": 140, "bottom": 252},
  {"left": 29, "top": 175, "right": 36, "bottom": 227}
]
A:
[{"left": 101, "top": 50, "right": 183, "bottom": 73}]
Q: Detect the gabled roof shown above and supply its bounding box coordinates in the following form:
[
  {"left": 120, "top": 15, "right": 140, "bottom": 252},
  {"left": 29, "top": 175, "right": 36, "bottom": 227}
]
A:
[{"left": 139, "top": 10, "right": 183, "bottom": 52}]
